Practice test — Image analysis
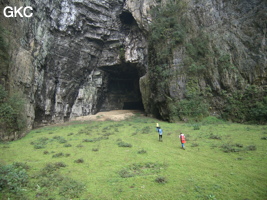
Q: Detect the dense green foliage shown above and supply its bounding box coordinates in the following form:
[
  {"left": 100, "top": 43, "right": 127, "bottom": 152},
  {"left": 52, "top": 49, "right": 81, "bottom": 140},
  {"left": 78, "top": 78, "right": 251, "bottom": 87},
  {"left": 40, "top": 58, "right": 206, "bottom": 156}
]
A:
[
  {"left": 0, "top": 85, "right": 27, "bottom": 140},
  {"left": 168, "top": 95, "right": 209, "bottom": 121},
  {"left": 0, "top": 162, "right": 29, "bottom": 195},
  {"left": 221, "top": 86, "right": 267, "bottom": 124}
]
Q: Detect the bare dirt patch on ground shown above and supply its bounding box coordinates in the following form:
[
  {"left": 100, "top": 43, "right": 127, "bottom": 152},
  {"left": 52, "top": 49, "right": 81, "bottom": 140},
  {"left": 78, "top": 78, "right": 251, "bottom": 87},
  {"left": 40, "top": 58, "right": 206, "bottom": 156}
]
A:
[{"left": 71, "top": 110, "right": 143, "bottom": 122}]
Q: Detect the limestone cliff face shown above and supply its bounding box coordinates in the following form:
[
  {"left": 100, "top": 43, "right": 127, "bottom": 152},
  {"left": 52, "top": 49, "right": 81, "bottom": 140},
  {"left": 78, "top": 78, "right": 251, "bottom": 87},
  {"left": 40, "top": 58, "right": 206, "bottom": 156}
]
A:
[
  {"left": 1, "top": 0, "right": 150, "bottom": 129},
  {"left": 0, "top": 0, "right": 266, "bottom": 134},
  {"left": 140, "top": 0, "right": 266, "bottom": 122}
]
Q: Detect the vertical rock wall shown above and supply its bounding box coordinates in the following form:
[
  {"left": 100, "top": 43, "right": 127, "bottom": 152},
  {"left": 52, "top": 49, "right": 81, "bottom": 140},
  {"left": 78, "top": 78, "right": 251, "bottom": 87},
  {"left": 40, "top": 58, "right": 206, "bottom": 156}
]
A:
[
  {"left": 1, "top": 0, "right": 149, "bottom": 129},
  {"left": 140, "top": 0, "right": 266, "bottom": 121}
]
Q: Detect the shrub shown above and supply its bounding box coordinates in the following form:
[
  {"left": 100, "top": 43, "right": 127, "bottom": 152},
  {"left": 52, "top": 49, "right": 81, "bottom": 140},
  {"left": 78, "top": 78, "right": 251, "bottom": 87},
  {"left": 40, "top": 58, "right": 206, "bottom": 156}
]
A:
[
  {"left": 155, "top": 176, "right": 167, "bottom": 184},
  {"left": 99, "top": 136, "right": 109, "bottom": 140},
  {"left": 131, "top": 132, "right": 138, "bottom": 136},
  {"left": 64, "top": 143, "right": 72, "bottom": 147},
  {"left": 74, "top": 159, "right": 84, "bottom": 163},
  {"left": 209, "top": 133, "right": 221, "bottom": 140},
  {"left": 92, "top": 148, "right": 99, "bottom": 152},
  {"left": 176, "top": 95, "right": 209, "bottom": 120},
  {"left": 31, "top": 137, "right": 49, "bottom": 149},
  {"left": 118, "top": 169, "right": 134, "bottom": 178},
  {"left": 193, "top": 124, "right": 201, "bottom": 130},
  {"left": 220, "top": 144, "right": 242, "bottom": 153},
  {"left": 117, "top": 141, "right": 132, "bottom": 148},
  {"left": 43, "top": 150, "right": 49, "bottom": 155},
  {"left": 102, "top": 126, "right": 110, "bottom": 131},
  {"left": 0, "top": 85, "right": 27, "bottom": 140},
  {"left": 191, "top": 143, "right": 199, "bottom": 147},
  {"left": 235, "top": 143, "right": 243, "bottom": 148},
  {"left": 53, "top": 136, "right": 61, "bottom": 140},
  {"left": 141, "top": 126, "right": 150, "bottom": 134},
  {"left": 51, "top": 136, "right": 67, "bottom": 144},
  {"left": 31, "top": 163, "right": 84, "bottom": 199},
  {"left": 54, "top": 162, "right": 67, "bottom": 168},
  {"left": 83, "top": 138, "right": 94, "bottom": 142},
  {"left": 137, "top": 149, "right": 147, "bottom": 154},
  {"left": 59, "top": 178, "right": 85, "bottom": 198},
  {"left": 77, "top": 130, "right": 84, "bottom": 135},
  {"left": 188, "top": 63, "right": 206, "bottom": 74},
  {"left": 118, "top": 162, "right": 166, "bottom": 178},
  {"left": 245, "top": 145, "right": 256, "bottom": 151},
  {"left": 12, "top": 162, "right": 30, "bottom": 170},
  {"left": 34, "top": 163, "right": 68, "bottom": 189},
  {"left": 0, "top": 163, "right": 29, "bottom": 194},
  {"left": 34, "top": 143, "right": 45, "bottom": 149},
  {"left": 220, "top": 144, "right": 256, "bottom": 152},
  {"left": 41, "top": 163, "right": 58, "bottom": 174},
  {"left": 103, "top": 132, "right": 114, "bottom": 136},
  {"left": 58, "top": 138, "right": 67, "bottom": 144},
  {"left": 83, "top": 136, "right": 109, "bottom": 143},
  {"left": 52, "top": 152, "right": 64, "bottom": 158},
  {"left": 222, "top": 87, "right": 267, "bottom": 123}
]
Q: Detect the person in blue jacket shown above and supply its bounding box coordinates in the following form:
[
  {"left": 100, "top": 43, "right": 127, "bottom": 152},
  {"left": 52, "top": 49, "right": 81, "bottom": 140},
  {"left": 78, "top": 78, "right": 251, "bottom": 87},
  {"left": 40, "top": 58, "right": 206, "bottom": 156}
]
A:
[{"left": 158, "top": 127, "right": 163, "bottom": 141}]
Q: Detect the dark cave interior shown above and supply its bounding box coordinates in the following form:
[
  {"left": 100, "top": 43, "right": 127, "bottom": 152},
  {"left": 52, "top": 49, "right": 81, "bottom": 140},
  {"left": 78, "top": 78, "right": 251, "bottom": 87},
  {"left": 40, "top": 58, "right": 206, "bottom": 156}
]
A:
[
  {"left": 119, "top": 11, "right": 135, "bottom": 25},
  {"left": 100, "top": 64, "right": 144, "bottom": 111}
]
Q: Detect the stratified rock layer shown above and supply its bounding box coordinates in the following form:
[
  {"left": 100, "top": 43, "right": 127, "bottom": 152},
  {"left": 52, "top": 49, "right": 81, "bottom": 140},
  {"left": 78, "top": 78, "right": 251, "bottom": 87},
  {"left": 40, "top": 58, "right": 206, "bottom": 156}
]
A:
[{"left": 1, "top": 0, "right": 149, "bottom": 129}]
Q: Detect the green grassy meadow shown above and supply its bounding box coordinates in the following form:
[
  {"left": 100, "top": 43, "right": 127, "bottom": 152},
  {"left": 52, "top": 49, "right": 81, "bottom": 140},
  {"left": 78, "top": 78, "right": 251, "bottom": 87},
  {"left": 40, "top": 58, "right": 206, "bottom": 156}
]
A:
[{"left": 1, "top": 115, "right": 267, "bottom": 200}]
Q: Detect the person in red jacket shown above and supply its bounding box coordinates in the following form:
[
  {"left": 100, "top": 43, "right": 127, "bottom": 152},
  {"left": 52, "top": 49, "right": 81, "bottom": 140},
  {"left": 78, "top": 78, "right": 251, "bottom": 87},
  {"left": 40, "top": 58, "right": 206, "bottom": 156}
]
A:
[{"left": 179, "top": 133, "right": 186, "bottom": 149}]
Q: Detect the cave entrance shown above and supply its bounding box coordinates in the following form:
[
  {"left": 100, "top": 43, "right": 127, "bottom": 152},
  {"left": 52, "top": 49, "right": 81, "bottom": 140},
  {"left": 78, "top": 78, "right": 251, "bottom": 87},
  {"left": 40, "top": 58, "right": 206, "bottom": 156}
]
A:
[{"left": 99, "top": 64, "right": 144, "bottom": 111}]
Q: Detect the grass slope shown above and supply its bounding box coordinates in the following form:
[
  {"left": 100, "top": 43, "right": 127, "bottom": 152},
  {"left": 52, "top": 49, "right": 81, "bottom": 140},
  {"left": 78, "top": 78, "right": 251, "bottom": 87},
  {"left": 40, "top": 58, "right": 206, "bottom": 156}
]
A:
[{"left": 1, "top": 115, "right": 267, "bottom": 200}]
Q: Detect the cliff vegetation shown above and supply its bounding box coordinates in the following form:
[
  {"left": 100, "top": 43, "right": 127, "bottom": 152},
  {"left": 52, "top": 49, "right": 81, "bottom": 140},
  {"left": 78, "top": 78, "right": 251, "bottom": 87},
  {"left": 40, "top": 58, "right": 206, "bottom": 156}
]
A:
[
  {"left": 0, "top": 85, "right": 27, "bottom": 140},
  {"left": 146, "top": 0, "right": 267, "bottom": 123}
]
